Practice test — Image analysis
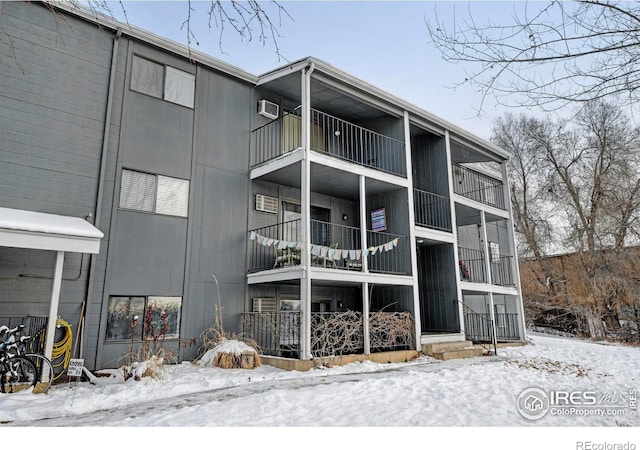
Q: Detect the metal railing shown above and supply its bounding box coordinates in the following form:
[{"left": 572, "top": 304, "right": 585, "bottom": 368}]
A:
[
  {"left": 250, "top": 108, "right": 407, "bottom": 177},
  {"left": 463, "top": 309, "right": 520, "bottom": 343},
  {"left": 310, "top": 220, "right": 362, "bottom": 270},
  {"left": 242, "top": 310, "right": 414, "bottom": 358},
  {"left": 0, "top": 316, "right": 48, "bottom": 355},
  {"left": 452, "top": 164, "right": 506, "bottom": 210},
  {"left": 367, "top": 230, "right": 409, "bottom": 274},
  {"left": 458, "top": 247, "right": 487, "bottom": 283},
  {"left": 491, "top": 255, "right": 515, "bottom": 286},
  {"left": 248, "top": 220, "right": 408, "bottom": 275},
  {"left": 242, "top": 311, "right": 301, "bottom": 358},
  {"left": 248, "top": 220, "right": 302, "bottom": 272},
  {"left": 413, "top": 189, "right": 452, "bottom": 232},
  {"left": 310, "top": 109, "right": 406, "bottom": 177},
  {"left": 250, "top": 108, "right": 302, "bottom": 167}
]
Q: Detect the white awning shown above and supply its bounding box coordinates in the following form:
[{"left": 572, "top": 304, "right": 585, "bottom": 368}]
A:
[
  {"left": 0, "top": 207, "right": 103, "bottom": 254},
  {"left": 0, "top": 207, "right": 104, "bottom": 365}
]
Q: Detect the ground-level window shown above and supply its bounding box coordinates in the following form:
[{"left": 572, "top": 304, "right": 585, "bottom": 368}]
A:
[
  {"left": 119, "top": 169, "right": 189, "bottom": 218},
  {"left": 105, "top": 296, "right": 182, "bottom": 342}
]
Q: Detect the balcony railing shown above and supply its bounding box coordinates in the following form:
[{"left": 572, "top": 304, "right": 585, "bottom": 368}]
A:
[
  {"left": 458, "top": 247, "right": 515, "bottom": 286},
  {"left": 458, "top": 247, "right": 487, "bottom": 283},
  {"left": 413, "top": 189, "right": 452, "bottom": 232},
  {"left": 366, "top": 230, "right": 409, "bottom": 274},
  {"left": 452, "top": 164, "right": 505, "bottom": 210},
  {"left": 242, "top": 311, "right": 301, "bottom": 358},
  {"left": 242, "top": 310, "right": 413, "bottom": 358},
  {"left": 310, "top": 109, "right": 406, "bottom": 177},
  {"left": 250, "top": 109, "right": 302, "bottom": 167},
  {"left": 250, "top": 108, "right": 407, "bottom": 177},
  {"left": 491, "top": 255, "right": 515, "bottom": 286},
  {"left": 247, "top": 220, "right": 302, "bottom": 273},
  {"left": 464, "top": 311, "right": 520, "bottom": 342},
  {"left": 248, "top": 220, "right": 408, "bottom": 275}
]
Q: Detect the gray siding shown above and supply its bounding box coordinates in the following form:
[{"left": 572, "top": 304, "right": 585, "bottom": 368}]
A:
[
  {"left": 412, "top": 134, "right": 448, "bottom": 195},
  {"left": 180, "top": 67, "right": 254, "bottom": 361},
  {"left": 0, "top": 2, "right": 112, "bottom": 361}
]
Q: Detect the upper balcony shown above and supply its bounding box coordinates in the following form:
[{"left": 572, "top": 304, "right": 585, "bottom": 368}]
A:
[
  {"left": 251, "top": 108, "right": 407, "bottom": 178},
  {"left": 247, "top": 219, "right": 410, "bottom": 276},
  {"left": 452, "top": 164, "right": 506, "bottom": 210}
]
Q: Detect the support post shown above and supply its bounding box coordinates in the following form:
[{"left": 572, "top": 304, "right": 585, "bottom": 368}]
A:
[
  {"left": 403, "top": 111, "right": 422, "bottom": 349},
  {"left": 45, "top": 251, "right": 65, "bottom": 362},
  {"left": 363, "top": 282, "right": 370, "bottom": 354},
  {"left": 445, "top": 131, "right": 466, "bottom": 337},
  {"left": 299, "top": 64, "right": 314, "bottom": 360},
  {"left": 480, "top": 211, "right": 498, "bottom": 355}
]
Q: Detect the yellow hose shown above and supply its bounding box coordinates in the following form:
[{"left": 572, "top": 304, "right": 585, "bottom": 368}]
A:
[{"left": 51, "top": 318, "right": 73, "bottom": 380}]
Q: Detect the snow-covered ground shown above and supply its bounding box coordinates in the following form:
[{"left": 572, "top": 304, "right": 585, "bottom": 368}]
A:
[{"left": 2, "top": 333, "right": 638, "bottom": 448}]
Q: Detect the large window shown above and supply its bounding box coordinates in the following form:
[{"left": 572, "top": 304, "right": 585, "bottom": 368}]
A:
[
  {"left": 119, "top": 169, "right": 189, "bottom": 217},
  {"left": 106, "top": 296, "right": 182, "bottom": 342},
  {"left": 131, "top": 55, "right": 195, "bottom": 108}
]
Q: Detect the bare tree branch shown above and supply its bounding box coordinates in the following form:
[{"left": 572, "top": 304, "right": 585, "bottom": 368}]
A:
[{"left": 427, "top": 1, "right": 640, "bottom": 112}]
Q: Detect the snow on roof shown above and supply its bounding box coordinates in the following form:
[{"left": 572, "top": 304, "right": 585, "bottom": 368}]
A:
[{"left": 0, "top": 207, "right": 103, "bottom": 239}]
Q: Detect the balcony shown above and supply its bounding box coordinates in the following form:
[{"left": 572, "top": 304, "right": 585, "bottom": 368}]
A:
[
  {"left": 247, "top": 219, "right": 408, "bottom": 275},
  {"left": 491, "top": 255, "right": 515, "bottom": 286},
  {"left": 251, "top": 108, "right": 407, "bottom": 177},
  {"left": 463, "top": 310, "right": 520, "bottom": 342},
  {"left": 458, "top": 247, "right": 487, "bottom": 283},
  {"left": 452, "top": 164, "right": 505, "bottom": 210},
  {"left": 242, "top": 310, "right": 414, "bottom": 358},
  {"left": 458, "top": 247, "right": 516, "bottom": 286},
  {"left": 413, "top": 188, "right": 452, "bottom": 232}
]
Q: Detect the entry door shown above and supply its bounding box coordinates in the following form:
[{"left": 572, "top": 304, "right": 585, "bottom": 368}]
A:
[
  {"left": 282, "top": 202, "right": 331, "bottom": 245},
  {"left": 311, "top": 206, "right": 331, "bottom": 246}
]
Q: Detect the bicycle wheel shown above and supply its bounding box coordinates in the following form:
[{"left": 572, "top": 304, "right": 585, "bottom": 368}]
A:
[
  {"left": 25, "top": 353, "right": 54, "bottom": 394},
  {"left": 1, "top": 356, "right": 37, "bottom": 393}
]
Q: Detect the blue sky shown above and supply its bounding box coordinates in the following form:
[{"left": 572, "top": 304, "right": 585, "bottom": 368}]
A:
[{"left": 104, "top": 1, "right": 539, "bottom": 140}]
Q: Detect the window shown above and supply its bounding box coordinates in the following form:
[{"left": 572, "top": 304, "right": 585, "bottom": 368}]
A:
[
  {"left": 164, "top": 66, "right": 195, "bottom": 108},
  {"left": 130, "top": 55, "right": 195, "bottom": 108},
  {"left": 105, "top": 296, "right": 182, "bottom": 342},
  {"left": 131, "top": 56, "right": 164, "bottom": 98},
  {"left": 119, "top": 169, "right": 189, "bottom": 217}
]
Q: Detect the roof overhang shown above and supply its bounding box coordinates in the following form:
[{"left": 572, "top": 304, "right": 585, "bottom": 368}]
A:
[
  {"left": 257, "top": 57, "right": 511, "bottom": 161},
  {"left": 0, "top": 207, "right": 103, "bottom": 254}
]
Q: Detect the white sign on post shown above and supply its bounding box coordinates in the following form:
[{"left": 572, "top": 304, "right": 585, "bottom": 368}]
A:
[{"left": 67, "top": 358, "right": 84, "bottom": 377}]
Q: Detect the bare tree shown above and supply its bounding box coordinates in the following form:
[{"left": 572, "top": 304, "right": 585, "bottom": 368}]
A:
[
  {"left": 494, "top": 100, "right": 640, "bottom": 339},
  {"left": 426, "top": 1, "right": 640, "bottom": 112},
  {"left": 492, "top": 114, "right": 557, "bottom": 289},
  {"left": 61, "top": 0, "right": 292, "bottom": 60}
]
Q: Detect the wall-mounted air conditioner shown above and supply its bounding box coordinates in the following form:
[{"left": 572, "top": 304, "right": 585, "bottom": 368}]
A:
[
  {"left": 257, "top": 99, "right": 279, "bottom": 120},
  {"left": 255, "top": 194, "right": 278, "bottom": 214},
  {"left": 252, "top": 298, "right": 276, "bottom": 312}
]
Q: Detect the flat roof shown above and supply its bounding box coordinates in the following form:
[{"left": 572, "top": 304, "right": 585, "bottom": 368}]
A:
[{"left": 0, "top": 207, "right": 103, "bottom": 254}]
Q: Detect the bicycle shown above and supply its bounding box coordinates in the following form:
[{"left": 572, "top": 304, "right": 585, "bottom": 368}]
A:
[
  {"left": 0, "top": 332, "right": 37, "bottom": 394},
  {"left": 0, "top": 324, "right": 54, "bottom": 394}
]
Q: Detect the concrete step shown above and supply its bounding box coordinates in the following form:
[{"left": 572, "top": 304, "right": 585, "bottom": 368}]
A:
[
  {"left": 422, "top": 340, "right": 474, "bottom": 355},
  {"left": 431, "top": 347, "right": 485, "bottom": 361}
]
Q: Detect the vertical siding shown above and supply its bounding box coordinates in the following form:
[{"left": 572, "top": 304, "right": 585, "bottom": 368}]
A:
[
  {"left": 411, "top": 134, "right": 448, "bottom": 195},
  {"left": 180, "top": 67, "right": 254, "bottom": 361},
  {"left": 0, "top": 2, "right": 112, "bottom": 358}
]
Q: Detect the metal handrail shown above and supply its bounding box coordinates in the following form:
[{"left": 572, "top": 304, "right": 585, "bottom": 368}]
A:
[{"left": 459, "top": 301, "right": 497, "bottom": 356}]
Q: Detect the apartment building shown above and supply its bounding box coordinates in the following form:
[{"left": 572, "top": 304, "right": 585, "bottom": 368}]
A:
[{"left": 0, "top": 2, "right": 525, "bottom": 370}]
